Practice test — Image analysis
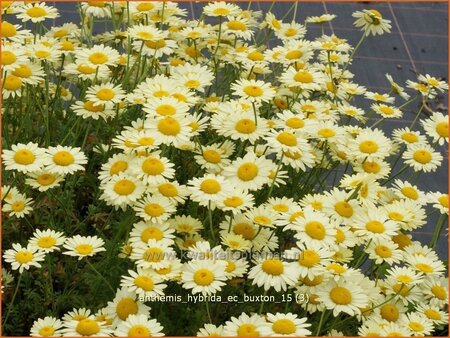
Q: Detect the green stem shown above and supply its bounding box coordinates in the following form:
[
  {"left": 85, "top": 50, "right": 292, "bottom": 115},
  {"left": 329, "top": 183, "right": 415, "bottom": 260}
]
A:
[
  {"left": 258, "top": 289, "right": 268, "bottom": 314},
  {"left": 208, "top": 201, "right": 216, "bottom": 242},
  {"left": 315, "top": 309, "right": 327, "bottom": 336},
  {"left": 429, "top": 214, "right": 448, "bottom": 249},
  {"left": 205, "top": 300, "right": 212, "bottom": 323},
  {"left": 3, "top": 273, "right": 23, "bottom": 326},
  {"left": 85, "top": 260, "right": 115, "bottom": 295}
]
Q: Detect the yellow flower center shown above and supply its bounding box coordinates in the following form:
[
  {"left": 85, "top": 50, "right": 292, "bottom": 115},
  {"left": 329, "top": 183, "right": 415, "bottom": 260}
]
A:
[
  {"left": 37, "top": 236, "right": 57, "bottom": 248},
  {"left": 388, "top": 212, "right": 404, "bottom": 221},
  {"left": 247, "top": 51, "right": 264, "bottom": 61},
  {"left": 261, "top": 259, "right": 284, "bottom": 275},
  {"left": 38, "top": 326, "right": 55, "bottom": 337},
  {"left": 365, "top": 220, "right": 385, "bottom": 233},
  {"left": 413, "top": 150, "right": 432, "bottom": 164},
  {"left": 96, "top": 88, "right": 115, "bottom": 101},
  {"left": 276, "top": 132, "right": 297, "bottom": 146},
  {"left": 27, "top": 6, "right": 47, "bottom": 18},
  {"left": 285, "top": 117, "right": 304, "bottom": 129},
  {"left": 359, "top": 140, "right": 378, "bottom": 154},
  {"left": 272, "top": 319, "right": 296, "bottom": 334},
  {"left": 142, "top": 158, "right": 164, "bottom": 175},
  {"left": 78, "top": 64, "right": 96, "bottom": 74},
  {"left": 235, "top": 119, "right": 256, "bottom": 134},
  {"left": 224, "top": 196, "right": 244, "bottom": 208},
  {"left": 375, "top": 245, "right": 392, "bottom": 258},
  {"left": 305, "top": 221, "right": 326, "bottom": 240},
  {"left": 227, "top": 20, "right": 246, "bottom": 31},
  {"left": 145, "top": 39, "right": 166, "bottom": 49},
  {"left": 335, "top": 228, "right": 345, "bottom": 243},
  {"left": 237, "top": 323, "right": 259, "bottom": 337},
  {"left": 438, "top": 194, "right": 448, "bottom": 208},
  {"left": 75, "top": 244, "right": 94, "bottom": 255},
  {"left": 226, "top": 260, "right": 236, "bottom": 273},
  {"left": 60, "top": 40, "right": 75, "bottom": 51},
  {"left": 136, "top": 2, "right": 154, "bottom": 11},
  {"left": 155, "top": 104, "right": 176, "bottom": 116},
  {"left": 436, "top": 122, "right": 448, "bottom": 137},
  {"left": 379, "top": 106, "right": 395, "bottom": 115},
  {"left": 144, "top": 203, "right": 164, "bottom": 217},
  {"left": 53, "top": 150, "right": 75, "bottom": 166},
  {"left": 330, "top": 286, "right": 352, "bottom": 305},
  {"left": 141, "top": 227, "right": 164, "bottom": 242},
  {"left": 76, "top": 319, "right": 100, "bottom": 336},
  {"left": 286, "top": 50, "right": 303, "bottom": 60},
  {"left": 299, "top": 249, "right": 320, "bottom": 267},
  {"left": 4, "top": 75, "right": 22, "bottom": 90},
  {"left": 243, "top": 85, "right": 263, "bottom": 97},
  {"left": 237, "top": 163, "right": 259, "bottom": 181},
  {"left": 361, "top": 161, "right": 379, "bottom": 173},
  {"left": 284, "top": 28, "right": 298, "bottom": 37},
  {"left": 113, "top": 179, "right": 136, "bottom": 196},
  {"left": 110, "top": 160, "right": 128, "bottom": 175},
  {"left": 1, "top": 51, "right": 16, "bottom": 65},
  {"left": 193, "top": 268, "right": 214, "bottom": 286},
  {"left": 431, "top": 285, "right": 446, "bottom": 300},
  {"left": 14, "top": 149, "right": 36, "bottom": 165},
  {"left": 144, "top": 247, "right": 164, "bottom": 262},
  {"left": 212, "top": 7, "right": 230, "bottom": 16},
  {"left": 13, "top": 64, "right": 32, "bottom": 78},
  {"left": 116, "top": 297, "right": 138, "bottom": 321},
  {"left": 392, "top": 283, "right": 410, "bottom": 296},
  {"left": 53, "top": 28, "right": 68, "bottom": 38},
  {"left": 35, "top": 50, "right": 51, "bottom": 59},
  {"left": 401, "top": 187, "right": 418, "bottom": 200},
  {"left": 11, "top": 201, "right": 25, "bottom": 212},
  {"left": 203, "top": 149, "right": 221, "bottom": 164},
  {"left": 415, "top": 263, "right": 433, "bottom": 273},
  {"left": 326, "top": 263, "right": 346, "bottom": 274},
  {"left": 1, "top": 22, "right": 16, "bottom": 37},
  {"left": 234, "top": 223, "right": 255, "bottom": 240},
  {"left": 128, "top": 325, "right": 150, "bottom": 337},
  {"left": 424, "top": 309, "right": 441, "bottom": 320},
  {"left": 134, "top": 275, "right": 154, "bottom": 291},
  {"left": 200, "top": 179, "right": 221, "bottom": 194},
  {"left": 334, "top": 201, "right": 353, "bottom": 218},
  {"left": 294, "top": 71, "right": 313, "bottom": 83},
  {"left": 396, "top": 274, "right": 413, "bottom": 284},
  {"left": 88, "top": 1, "right": 106, "bottom": 7},
  {"left": 273, "top": 204, "right": 289, "bottom": 212},
  {"left": 157, "top": 117, "right": 181, "bottom": 136},
  {"left": 88, "top": 52, "right": 108, "bottom": 65},
  {"left": 401, "top": 132, "right": 418, "bottom": 143},
  {"left": 380, "top": 304, "right": 399, "bottom": 321},
  {"left": 303, "top": 276, "right": 322, "bottom": 287},
  {"left": 408, "top": 322, "right": 424, "bottom": 332},
  {"left": 153, "top": 90, "right": 169, "bottom": 98},
  {"left": 318, "top": 128, "right": 335, "bottom": 138},
  {"left": 158, "top": 183, "right": 177, "bottom": 197},
  {"left": 254, "top": 215, "right": 271, "bottom": 226},
  {"left": 15, "top": 250, "right": 34, "bottom": 264}
]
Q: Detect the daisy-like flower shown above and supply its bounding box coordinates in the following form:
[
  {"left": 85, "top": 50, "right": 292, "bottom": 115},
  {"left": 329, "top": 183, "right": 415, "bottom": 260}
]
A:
[
  {"left": 25, "top": 170, "right": 65, "bottom": 192},
  {"left": 222, "top": 152, "right": 272, "bottom": 191},
  {"left": 366, "top": 238, "right": 403, "bottom": 265},
  {"left": 80, "top": 1, "right": 112, "bottom": 18},
  {"left": 348, "top": 128, "right": 392, "bottom": 160},
  {"left": 352, "top": 9, "right": 392, "bottom": 36},
  {"left": 2, "top": 142, "right": 46, "bottom": 173},
  {"left": 30, "top": 316, "right": 64, "bottom": 337},
  {"left": 245, "top": 205, "right": 280, "bottom": 229},
  {"left": 217, "top": 190, "right": 255, "bottom": 214},
  {"left": 62, "top": 315, "right": 113, "bottom": 337},
  {"left": 317, "top": 279, "right": 369, "bottom": 316},
  {"left": 231, "top": 79, "right": 276, "bottom": 103},
  {"left": 427, "top": 192, "right": 448, "bottom": 214},
  {"left": 2, "top": 194, "right": 34, "bottom": 218},
  {"left": 223, "top": 256, "right": 249, "bottom": 279},
  {"left": 392, "top": 127, "right": 426, "bottom": 146},
  {"left": 284, "top": 242, "right": 333, "bottom": 280},
  {"left": 181, "top": 259, "right": 227, "bottom": 296},
  {"left": 62, "top": 235, "right": 106, "bottom": 260},
  {"left": 276, "top": 22, "right": 307, "bottom": 41},
  {"left": 197, "top": 324, "right": 225, "bottom": 337},
  {"left": 100, "top": 173, "right": 145, "bottom": 209},
  {"left": 391, "top": 180, "right": 427, "bottom": 204},
  {"left": 353, "top": 207, "right": 399, "bottom": 239},
  {"left": 130, "top": 239, "right": 176, "bottom": 270},
  {"left": 219, "top": 112, "right": 269, "bottom": 144},
  {"left": 105, "top": 287, "right": 151, "bottom": 326},
  {"left": 372, "top": 103, "right": 403, "bottom": 119},
  {"left": 407, "top": 255, "right": 446, "bottom": 276},
  {"left": 365, "top": 91, "right": 395, "bottom": 103},
  {"left": 171, "top": 64, "right": 214, "bottom": 93},
  {"left": 223, "top": 312, "right": 267, "bottom": 337},
  {"left": 2, "top": 74, "right": 24, "bottom": 98},
  {"left": 133, "top": 195, "right": 176, "bottom": 223},
  {"left": 260, "top": 312, "right": 312, "bottom": 336},
  {"left": 291, "top": 207, "right": 337, "bottom": 247},
  {"left": 248, "top": 256, "right": 299, "bottom": 292},
  {"left": 145, "top": 115, "right": 192, "bottom": 148},
  {"left": 130, "top": 153, "right": 175, "bottom": 185},
  {"left": 43, "top": 146, "right": 87, "bottom": 175},
  {"left": 114, "top": 314, "right": 164, "bottom": 337},
  {"left": 418, "top": 73, "right": 449, "bottom": 92},
  {"left": 28, "top": 229, "right": 66, "bottom": 253},
  {"left": 187, "top": 174, "right": 232, "bottom": 208},
  {"left": 170, "top": 215, "right": 204, "bottom": 235},
  {"left": 420, "top": 276, "right": 448, "bottom": 307},
  {"left": 400, "top": 312, "right": 434, "bottom": 337},
  {"left": 98, "top": 153, "right": 134, "bottom": 182},
  {"left": 77, "top": 44, "right": 119, "bottom": 67},
  {"left": 16, "top": 3, "right": 59, "bottom": 23},
  {"left": 280, "top": 67, "right": 325, "bottom": 91},
  {"left": 421, "top": 112, "right": 448, "bottom": 145},
  {"left": 306, "top": 14, "right": 337, "bottom": 24},
  {"left": 386, "top": 73, "right": 410, "bottom": 100},
  {"left": 120, "top": 268, "right": 167, "bottom": 299},
  {"left": 415, "top": 303, "right": 448, "bottom": 326},
  {"left": 3, "top": 243, "right": 46, "bottom": 273},
  {"left": 143, "top": 97, "right": 190, "bottom": 118},
  {"left": 71, "top": 99, "right": 116, "bottom": 121},
  {"left": 203, "top": 2, "right": 241, "bottom": 17},
  {"left": 220, "top": 233, "right": 252, "bottom": 252},
  {"left": 86, "top": 82, "right": 125, "bottom": 108},
  {"left": 403, "top": 143, "right": 443, "bottom": 172}
]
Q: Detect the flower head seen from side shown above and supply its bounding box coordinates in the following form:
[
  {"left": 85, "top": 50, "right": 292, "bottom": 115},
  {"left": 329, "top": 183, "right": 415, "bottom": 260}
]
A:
[
  {"left": 62, "top": 235, "right": 106, "bottom": 260},
  {"left": 352, "top": 9, "right": 392, "bottom": 36}
]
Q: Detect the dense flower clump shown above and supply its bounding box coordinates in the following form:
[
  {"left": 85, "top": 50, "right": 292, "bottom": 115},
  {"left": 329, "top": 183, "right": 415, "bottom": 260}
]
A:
[{"left": 1, "top": 1, "right": 448, "bottom": 336}]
